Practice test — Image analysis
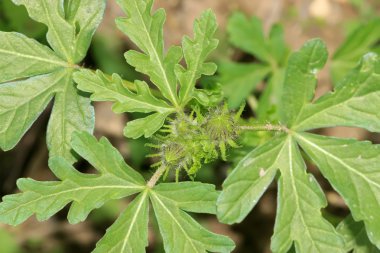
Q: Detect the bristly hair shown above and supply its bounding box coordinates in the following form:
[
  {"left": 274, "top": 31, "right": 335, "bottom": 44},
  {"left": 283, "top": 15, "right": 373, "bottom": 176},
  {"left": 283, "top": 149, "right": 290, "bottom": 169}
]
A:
[{"left": 146, "top": 103, "right": 245, "bottom": 181}]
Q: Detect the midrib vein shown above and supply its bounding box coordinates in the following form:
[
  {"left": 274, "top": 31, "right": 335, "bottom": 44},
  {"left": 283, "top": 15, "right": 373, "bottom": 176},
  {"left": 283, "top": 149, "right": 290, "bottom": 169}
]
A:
[
  {"left": 296, "top": 134, "right": 380, "bottom": 189},
  {"left": 133, "top": 0, "right": 178, "bottom": 106},
  {"left": 151, "top": 192, "right": 199, "bottom": 252},
  {"left": 2, "top": 185, "right": 143, "bottom": 216},
  {"left": 0, "top": 48, "right": 67, "bottom": 66},
  {"left": 120, "top": 191, "right": 148, "bottom": 252}
]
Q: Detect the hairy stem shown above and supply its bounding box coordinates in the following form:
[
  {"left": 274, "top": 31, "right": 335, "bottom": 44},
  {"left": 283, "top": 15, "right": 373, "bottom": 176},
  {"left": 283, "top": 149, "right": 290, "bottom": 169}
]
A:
[
  {"left": 239, "top": 123, "right": 289, "bottom": 133},
  {"left": 147, "top": 166, "right": 167, "bottom": 188}
]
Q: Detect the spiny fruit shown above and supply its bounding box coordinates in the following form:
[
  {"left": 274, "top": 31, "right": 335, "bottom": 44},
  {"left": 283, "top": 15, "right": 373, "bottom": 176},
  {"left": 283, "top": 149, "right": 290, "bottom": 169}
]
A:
[{"left": 147, "top": 104, "right": 244, "bottom": 180}]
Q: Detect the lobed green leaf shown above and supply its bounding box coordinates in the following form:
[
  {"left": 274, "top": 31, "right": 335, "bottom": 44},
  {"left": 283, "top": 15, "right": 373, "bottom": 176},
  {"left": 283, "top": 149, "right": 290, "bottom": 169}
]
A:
[
  {"left": 154, "top": 182, "right": 219, "bottom": 214},
  {"left": 63, "top": 0, "right": 107, "bottom": 62},
  {"left": 0, "top": 0, "right": 106, "bottom": 161},
  {"left": 294, "top": 53, "right": 380, "bottom": 132},
  {"left": 279, "top": 38, "right": 328, "bottom": 126},
  {"left": 176, "top": 9, "right": 219, "bottom": 105},
  {"left": 150, "top": 190, "right": 235, "bottom": 253},
  {"left": 296, "top": 133, "right": 380, "bottom": 248},
  {"left": 0, "top": 132, "right": 145, "bottom": 225},
  {"left": 93, "top": 191, "right": 150, "bottom": 253},
  {"left": 0, "top": 71, "right": 64, "bottom": 151},
  {"left": 271, "top": 137, "right": 345, "bottom": 253},
  {"left": 47, "top": 71, "right": 95, "bottom": 163},
  {"left": 124, "top": 112, "right": 172, "bottom": 139},
  {"left": 0, "top": 31, "right": 67, "bottom": 83},
  {"left": 93, "top": 183, "right": 235, "bottom": 253},
  {"left": 115, "top": 0, "right": 180, "bottom": 106},
  {"left": 74, "top": 69, "right": 173, "bottom": 114},
  {"left": 217, "top": 136, "right": 285, "bottom": 224}
]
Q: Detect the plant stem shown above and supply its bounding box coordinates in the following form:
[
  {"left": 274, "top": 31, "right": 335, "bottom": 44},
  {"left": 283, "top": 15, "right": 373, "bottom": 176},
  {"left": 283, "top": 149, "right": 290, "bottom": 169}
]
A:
[
  {"left": 147, "top": 166, "right": 167, "bottom": 188},
  {"left": 239, "top": 123, "right": 289, "bottom": 133}
]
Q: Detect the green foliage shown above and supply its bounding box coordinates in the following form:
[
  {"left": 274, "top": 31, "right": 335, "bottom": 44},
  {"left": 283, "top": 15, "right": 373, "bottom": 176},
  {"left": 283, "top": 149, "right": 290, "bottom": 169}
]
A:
[
  {"left": 221, "top": 13, "right": 380, "bottom": 120},
  {"left": 75, "top": 0, "right": 219, "bottom": 139},
  {"left": 0, "top": 132, "right": 235, "bottom": 252},
  {"left": 331, "top": 18, "right": 380, "bottom": 85},
  {"left": 293, "top": 53, "right": 380, "bottom": 132},
  {"left": 1, "top": 0, "right": 380, "bottom": 252},
  {"left": 218, "top": 39, "right": 380, "bottom": 252},
  {"left": 219, "top": 12, "right": 289, "bottom": 119},
  {"left": 0, "top": 0, "right": 106, "bottom": 162}
]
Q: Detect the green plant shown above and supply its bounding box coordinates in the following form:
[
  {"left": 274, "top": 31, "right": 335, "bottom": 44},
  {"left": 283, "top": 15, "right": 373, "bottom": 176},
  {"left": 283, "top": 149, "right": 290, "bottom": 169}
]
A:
[
  {"left": 218, "top": 40, "right": 380, "bottom": 252},
  {"left": 219, "top": 12, "right": 380, "bottom": 119},
  {"left": 0, "top": 0, "right": 234, "bottom": 252},
  {"left": 219, "top": 12, "right": 289, "bottom": 120},
  {"left": 0, "top": 1, "right": 380, "bottom": 253}
]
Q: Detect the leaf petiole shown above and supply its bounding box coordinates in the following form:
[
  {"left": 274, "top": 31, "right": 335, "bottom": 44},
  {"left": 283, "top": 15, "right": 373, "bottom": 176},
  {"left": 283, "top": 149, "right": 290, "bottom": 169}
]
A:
[
  {"left": 147, "top": 166, "right": 167, "bottom": 188},
  {"left": 239, "top": 123, "right": 289, "bottom": 133}
]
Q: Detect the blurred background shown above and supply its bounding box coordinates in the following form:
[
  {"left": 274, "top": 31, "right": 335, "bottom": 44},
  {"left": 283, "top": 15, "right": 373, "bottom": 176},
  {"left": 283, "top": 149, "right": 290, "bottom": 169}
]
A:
[{"left": 0, "top": 0, "right": 379, "bottom": 252}]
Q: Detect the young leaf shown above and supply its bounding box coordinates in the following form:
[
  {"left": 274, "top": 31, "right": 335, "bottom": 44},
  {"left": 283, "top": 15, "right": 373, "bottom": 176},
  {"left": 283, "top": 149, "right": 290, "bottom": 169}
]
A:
[
  {"left": 271, "top": 137, "right": 345, "bottom": 253},
  {"left": 295, "top": 132, "right": 380, "bottom": 248},
  {"left": 0, "top": 0, "right": 106, "bottom": 162},
  {"left": 73, "top": 69, "right": 175, "bottom": 138},
  {"left": 337, "top": 215, "right": 380, "bottom": 253},
  {"left": 279, "top": 38, "right": 328, "bottom": 126},
  {"left": 74, "top": 70, "right": 173, "bottom": 114},
  {"left": 74, "top": 0, "right": 220, "bottom": 138},
  {"left": 124, "top": 112, "right": 172, "bottom": 139},
  {"left": 294, "top": 53, "right": 380, "bottom": 132},
  {"left": 176, "top": 9, "right": 219, "bottom": 105},
  {"left": 115, "top": 0, "right": 180, "bottom": 106}
]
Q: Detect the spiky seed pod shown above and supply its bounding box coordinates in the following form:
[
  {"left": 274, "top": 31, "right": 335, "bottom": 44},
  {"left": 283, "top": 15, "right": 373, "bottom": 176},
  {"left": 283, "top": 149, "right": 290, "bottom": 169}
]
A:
[{"left": 148, "top": 104, "right": 244, "bottom": 180}]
